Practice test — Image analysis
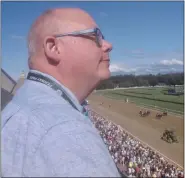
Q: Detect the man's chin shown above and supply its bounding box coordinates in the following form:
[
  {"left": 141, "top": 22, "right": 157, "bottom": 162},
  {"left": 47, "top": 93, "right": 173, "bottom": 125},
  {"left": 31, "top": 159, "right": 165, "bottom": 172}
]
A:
[{"left": 99, "top": 70, "right": 111, "bottom": 80}]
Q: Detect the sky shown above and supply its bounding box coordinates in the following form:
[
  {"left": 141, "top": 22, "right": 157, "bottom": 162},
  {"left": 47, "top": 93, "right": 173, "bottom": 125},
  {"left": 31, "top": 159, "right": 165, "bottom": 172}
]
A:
[{"left": 2, "top": 1, "right": 184, "bottom": 81}]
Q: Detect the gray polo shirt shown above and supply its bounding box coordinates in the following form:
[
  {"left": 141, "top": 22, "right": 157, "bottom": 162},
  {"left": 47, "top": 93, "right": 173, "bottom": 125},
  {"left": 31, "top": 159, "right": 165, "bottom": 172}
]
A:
[{"left": 1, "top": 70, "right": 120, "bottom": 177}]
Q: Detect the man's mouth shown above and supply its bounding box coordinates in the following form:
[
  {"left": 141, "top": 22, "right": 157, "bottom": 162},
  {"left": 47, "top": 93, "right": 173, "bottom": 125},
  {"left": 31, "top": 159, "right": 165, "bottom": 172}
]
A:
[{"left": 103, "top": 59, "right": 110, "bottom": 62}]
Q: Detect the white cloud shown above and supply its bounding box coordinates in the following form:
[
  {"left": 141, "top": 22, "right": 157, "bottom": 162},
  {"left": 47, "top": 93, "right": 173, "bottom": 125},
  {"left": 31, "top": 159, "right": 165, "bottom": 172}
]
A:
[
  {"left": 11, "top": 35, "right": 25, "bottom": 40},
  {"left": 131, "top": 49, "right": 144, "bottom": 54},
  {"left": 109, "top": 64, "right": 137, "bottom": 73},
  {"left": 109, "top": 64, "right": 123, "bottom": 72},
  {"left": 110, "top": 60, "right": 183, "bottom": 76},
  {"left": 171, "top": 68, "right": 177, "bottom": 71},
  {"left": 145, "top": 69, "right": 152, "bottom": 72},
  {"left": 159, "top": 58, "right": 183, "bottom": 66},
  {"left": 121, "top": 48, "right": 145, "bottom": 59},
  {"left": 100, "top": 12, "right": 108, "bottom": 17}
]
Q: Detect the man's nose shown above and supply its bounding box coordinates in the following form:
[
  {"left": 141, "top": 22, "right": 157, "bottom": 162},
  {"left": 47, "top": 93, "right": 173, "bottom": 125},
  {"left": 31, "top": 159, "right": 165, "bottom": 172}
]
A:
[{"left": 102, "top": 40, "right": 113, "bottom": 52}]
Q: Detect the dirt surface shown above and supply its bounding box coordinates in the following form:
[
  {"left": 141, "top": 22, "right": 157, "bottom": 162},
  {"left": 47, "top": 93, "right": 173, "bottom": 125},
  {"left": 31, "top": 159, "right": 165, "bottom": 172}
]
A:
[{"left": 88, "top": 93, "right": 184, "bottom": 167}]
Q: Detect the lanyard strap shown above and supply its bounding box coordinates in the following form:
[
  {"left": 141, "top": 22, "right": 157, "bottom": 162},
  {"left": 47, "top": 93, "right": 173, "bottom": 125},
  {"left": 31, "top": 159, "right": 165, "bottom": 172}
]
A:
[{"left": 27, "top": 72, "right": 79, "bottom": 112}]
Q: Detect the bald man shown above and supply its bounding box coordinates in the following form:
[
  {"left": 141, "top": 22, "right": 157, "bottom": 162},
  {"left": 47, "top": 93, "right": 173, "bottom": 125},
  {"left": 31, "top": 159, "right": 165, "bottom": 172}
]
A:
[{"left": 2, "top": 8, "right": 120, "bottom": 177}]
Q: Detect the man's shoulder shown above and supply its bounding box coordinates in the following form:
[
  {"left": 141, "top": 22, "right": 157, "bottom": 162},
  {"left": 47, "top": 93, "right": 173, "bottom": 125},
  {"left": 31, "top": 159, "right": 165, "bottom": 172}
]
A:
[
  {"left": 2, "top": 95, "right": 84, "bottom": 133},
  {"left": 14, "top": 80, "right": 66, "bottom": 105},
  {"left": 3, "top": 80, "right": 83, "bottom": 122},
  {"left": 3, "top": 81, "right": 74, "bottom": 115}
]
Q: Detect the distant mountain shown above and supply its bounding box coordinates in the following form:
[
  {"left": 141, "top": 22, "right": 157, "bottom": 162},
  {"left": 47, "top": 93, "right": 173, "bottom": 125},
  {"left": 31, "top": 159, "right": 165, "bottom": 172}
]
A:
[{"left": 111, "top": 71, "right": 184, "bottom": 76}]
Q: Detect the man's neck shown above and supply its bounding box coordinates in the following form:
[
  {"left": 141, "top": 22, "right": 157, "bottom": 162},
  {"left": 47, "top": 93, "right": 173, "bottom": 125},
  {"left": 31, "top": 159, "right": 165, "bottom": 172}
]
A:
[
  {"left": 58, "top": 77, "right": 98, "bottom": 104},
  {"left": 29, "top": 69, "right": 86, "bottom": 111},
  {"left": 30, "top": 68, "right": 96, "bottom": 104}
]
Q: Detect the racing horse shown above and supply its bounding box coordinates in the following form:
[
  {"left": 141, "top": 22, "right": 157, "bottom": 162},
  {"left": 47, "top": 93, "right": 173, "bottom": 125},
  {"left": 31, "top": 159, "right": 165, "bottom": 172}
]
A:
[
  {"left": 139, "top": 110, "right": 151, "bottom": 117},
  {"left": 156, "top": 113, "right": 163, "bottom": 119},
  {"left": 162, "top": 111, "right": 168, "bottom": 116}
]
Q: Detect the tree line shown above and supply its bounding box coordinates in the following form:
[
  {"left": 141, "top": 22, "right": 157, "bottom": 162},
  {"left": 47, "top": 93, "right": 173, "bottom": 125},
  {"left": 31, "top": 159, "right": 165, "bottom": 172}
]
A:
[{"left": 96, "top": 72, "right": 184, "bottom": 90}]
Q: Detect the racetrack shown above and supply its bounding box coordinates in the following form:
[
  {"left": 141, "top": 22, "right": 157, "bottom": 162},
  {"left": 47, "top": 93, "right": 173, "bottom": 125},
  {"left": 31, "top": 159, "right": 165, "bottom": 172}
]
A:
[{"left": 88, "top": 93, "right": 184, "bottom": 167}]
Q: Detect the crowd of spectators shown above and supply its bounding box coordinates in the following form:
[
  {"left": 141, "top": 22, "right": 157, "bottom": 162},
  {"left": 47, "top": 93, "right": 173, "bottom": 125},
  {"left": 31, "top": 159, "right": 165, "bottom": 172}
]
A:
[{"left": 86, "top": 108, "right": 184, "bottom": 178}]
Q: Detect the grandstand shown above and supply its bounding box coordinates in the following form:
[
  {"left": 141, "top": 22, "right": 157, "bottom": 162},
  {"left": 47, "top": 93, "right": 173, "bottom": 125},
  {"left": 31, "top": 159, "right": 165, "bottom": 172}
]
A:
[
  {"left": 1, "top": 69, "right": 16, "bottom": 110},
  {"left": 167, "top": 85, "right": 184, "bottom": 96},
  {"left": 1, "top": 69, "right": 26, "bottom": 110},
  {"left": 174, "top": 85, "right": 184, "bottom": 94},
  {"left": 1, "top": 88, "right": 13, "bottom": 110},
  {"left": 1, "top": 68, "right": 16, "bottom": 93}
]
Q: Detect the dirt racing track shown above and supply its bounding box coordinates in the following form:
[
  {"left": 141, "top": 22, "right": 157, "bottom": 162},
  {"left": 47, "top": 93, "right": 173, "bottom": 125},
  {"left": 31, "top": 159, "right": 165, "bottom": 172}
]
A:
[{"left": 88, "top": 93, "right": 184, "bottom": 168}]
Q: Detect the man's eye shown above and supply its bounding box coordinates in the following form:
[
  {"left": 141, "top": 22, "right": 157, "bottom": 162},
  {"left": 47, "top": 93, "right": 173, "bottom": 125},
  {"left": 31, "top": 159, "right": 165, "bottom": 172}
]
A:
[{"left": 90, "top": 33, "right": 96, "bottom": 37}]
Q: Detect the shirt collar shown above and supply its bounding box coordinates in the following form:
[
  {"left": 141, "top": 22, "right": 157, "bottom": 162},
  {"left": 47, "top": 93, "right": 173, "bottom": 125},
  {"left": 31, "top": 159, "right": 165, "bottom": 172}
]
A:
[{"left": 29, "top": 70, "right": 83, "bottom": 113}]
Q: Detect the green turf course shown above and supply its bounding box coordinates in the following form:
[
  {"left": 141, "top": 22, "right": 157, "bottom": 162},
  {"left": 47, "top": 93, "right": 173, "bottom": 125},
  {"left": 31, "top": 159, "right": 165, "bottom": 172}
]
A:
[{"left": 97, "top": 87, "right": 184, "bottom": 115}]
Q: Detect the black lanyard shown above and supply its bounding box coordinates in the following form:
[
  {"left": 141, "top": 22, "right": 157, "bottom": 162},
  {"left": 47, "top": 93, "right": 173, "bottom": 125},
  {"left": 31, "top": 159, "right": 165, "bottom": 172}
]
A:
[{"left": 27, "top": 72, "right": 79, "bottom": 112}]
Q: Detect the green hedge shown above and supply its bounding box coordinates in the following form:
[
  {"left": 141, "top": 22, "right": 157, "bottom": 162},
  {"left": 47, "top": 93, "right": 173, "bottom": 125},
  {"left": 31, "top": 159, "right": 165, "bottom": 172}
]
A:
[
  {"left": 111, "top": 92, "right": 183, "bottom": 105},
  {"left": 123, "top": 91, "right": 152, "bottom": 95}
]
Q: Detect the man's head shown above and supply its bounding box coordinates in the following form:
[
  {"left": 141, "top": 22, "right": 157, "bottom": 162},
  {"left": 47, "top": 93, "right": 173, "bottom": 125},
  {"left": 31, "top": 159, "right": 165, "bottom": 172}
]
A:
[{"left": 27, "top": 8, "right": 112, "bottom": 103}]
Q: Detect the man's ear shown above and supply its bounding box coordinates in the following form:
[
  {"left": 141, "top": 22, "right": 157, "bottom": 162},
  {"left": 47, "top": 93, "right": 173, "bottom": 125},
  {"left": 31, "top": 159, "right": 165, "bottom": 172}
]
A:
[{"left": 43, "top": 36, "right": 62, "bottom": 63}]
